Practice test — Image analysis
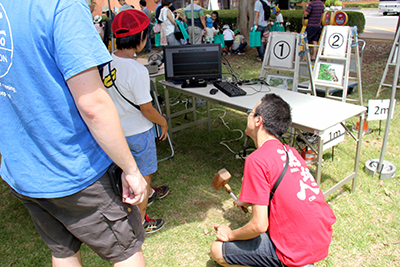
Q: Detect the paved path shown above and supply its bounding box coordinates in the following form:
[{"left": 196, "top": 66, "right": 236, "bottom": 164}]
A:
[{"left": 353, "top": 9, "right": 399, "bottom": 39}]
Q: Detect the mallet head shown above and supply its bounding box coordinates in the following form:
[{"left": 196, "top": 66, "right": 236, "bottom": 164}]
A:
[{"left": 211, "top": 168, "right": 232, "bottom": 191}]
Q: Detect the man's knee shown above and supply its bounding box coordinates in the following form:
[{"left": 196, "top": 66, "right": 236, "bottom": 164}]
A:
[{"left": 210, "top": 241, "right": 226, "bottom": 265}]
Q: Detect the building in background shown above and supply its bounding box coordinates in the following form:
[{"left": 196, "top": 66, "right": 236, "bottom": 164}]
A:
[{"left": 89, "top": 0, "right": 238, "bottom": 15}]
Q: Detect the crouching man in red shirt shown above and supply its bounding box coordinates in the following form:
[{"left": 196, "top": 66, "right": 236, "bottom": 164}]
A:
[{"left": 210, "top": 93, "right": 336, "bottom": 267}]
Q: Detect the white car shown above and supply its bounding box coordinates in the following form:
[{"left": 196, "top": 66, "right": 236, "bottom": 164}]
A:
[{"left": 379, "top": 0, "right": 400, "bottom": 15}]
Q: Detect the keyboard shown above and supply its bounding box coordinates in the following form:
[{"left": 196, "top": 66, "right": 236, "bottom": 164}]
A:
[{"left": 213, "top": 81, "right": 247, "bottom": 97}]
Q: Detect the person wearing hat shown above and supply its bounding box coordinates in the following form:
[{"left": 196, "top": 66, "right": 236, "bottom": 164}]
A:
[
  {"left": 1, "top": 0, "right": 148, "bottom": 266},
  {"left": 272, "top": 6, "right": 284, "bottom": 25},
  {"left": 102, "top": 6, "right": 116, "bottom": 49},
  {"left": 222, "top": 24, "right": 235, "bottom": 55},
  {"left": 105, "top": 9, "right": 170, "bottom": 234},
  {"left": 232, "top": 29, "right": 247, "bottom": 55},
  {"left": 204, "top": 14, "right": 218, "bottom": 43},
  {"left": 93, "top": 15, "right": 104, "bottom": 38}
]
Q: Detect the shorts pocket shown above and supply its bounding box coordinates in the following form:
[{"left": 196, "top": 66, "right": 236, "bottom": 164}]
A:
[{"left": 102, "top": 205, "right": 140, "bottom": 250}]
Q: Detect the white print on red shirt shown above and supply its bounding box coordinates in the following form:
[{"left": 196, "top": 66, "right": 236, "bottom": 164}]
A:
[{"left": 277, "top": 147, "right": 320, "bottom": 202}]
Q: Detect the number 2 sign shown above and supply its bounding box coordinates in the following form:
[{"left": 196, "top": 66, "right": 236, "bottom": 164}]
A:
[{"left": 323, "top": 26, "right": 348, "bottom": 58}]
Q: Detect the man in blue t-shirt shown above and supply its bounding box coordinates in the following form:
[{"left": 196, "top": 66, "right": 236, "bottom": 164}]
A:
[{"left": 0, "top": 0, "right": 147, "bottom": 265}]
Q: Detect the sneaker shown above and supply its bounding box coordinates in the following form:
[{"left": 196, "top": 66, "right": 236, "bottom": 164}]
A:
[
  {"left": 147, "top": 185, "right": 170, "bottom": 206},
  {"left": 143, "top": 214, "right": 165, "bottom": 234},
  {"left": 237, "top": 52, "right": 245, "bottom": 55}
]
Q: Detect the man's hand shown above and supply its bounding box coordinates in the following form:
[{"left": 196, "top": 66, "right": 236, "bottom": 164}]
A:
[
  {"left": 214, "top": 224, "right": 232, "bottom": 242},
  {"left": 234, "top": 200, "right": 251, "bottom": 211},
  {"left": 121, "top": 171, "right": 147, "bottom": 205}
]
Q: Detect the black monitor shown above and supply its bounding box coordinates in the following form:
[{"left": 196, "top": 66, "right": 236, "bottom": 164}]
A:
[{"left": 163, "top": 44, "right": 222, "bottom": 88}]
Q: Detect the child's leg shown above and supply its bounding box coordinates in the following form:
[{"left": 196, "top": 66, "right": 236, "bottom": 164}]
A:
[{"left": 137, "top": 174, "right": 152, "bottom": 222}]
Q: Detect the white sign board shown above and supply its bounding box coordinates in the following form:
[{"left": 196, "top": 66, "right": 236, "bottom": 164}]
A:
[
  {"left": 368, "top": 99, "right": 396, "bottom": 121},
  {"left": 323, "top": 26, "right": 348, "bottom": 58},
  {"left": 269, "top": 33, "right": 296, "bottom": 69},
  {"left": 323, "top": 123, "right": 345, "bottom": 151}
]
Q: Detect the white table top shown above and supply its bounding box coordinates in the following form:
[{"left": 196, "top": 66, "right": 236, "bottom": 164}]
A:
[
  {"left": 161, "top": 81, "right": 366, "bottom": 133},
  {"left": 135, "top": 57, "right": 165, "bottom": 78}
]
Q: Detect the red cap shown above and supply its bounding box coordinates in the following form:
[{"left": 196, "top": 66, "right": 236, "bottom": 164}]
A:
[{"left": 112, "top": 9, "right": 150, "bottom": 38}]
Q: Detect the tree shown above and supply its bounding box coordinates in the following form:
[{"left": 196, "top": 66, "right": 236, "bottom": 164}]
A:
[{"left": 237, "top": 0, "right": 257, "bottom": 41}]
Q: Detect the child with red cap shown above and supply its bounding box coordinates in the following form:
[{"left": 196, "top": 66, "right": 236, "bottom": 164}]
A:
[{"left": 104, "top": 9, "right": 170, "bottom": 234}]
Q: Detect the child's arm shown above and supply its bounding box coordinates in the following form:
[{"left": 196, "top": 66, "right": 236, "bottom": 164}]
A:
[{"left": 140, "top": 102, "right": 168, "bottom": 141}]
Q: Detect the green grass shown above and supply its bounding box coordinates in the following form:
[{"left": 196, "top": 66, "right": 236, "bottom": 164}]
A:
[{"left": 1, "top": 38, "right": 400, "bottom": 266}]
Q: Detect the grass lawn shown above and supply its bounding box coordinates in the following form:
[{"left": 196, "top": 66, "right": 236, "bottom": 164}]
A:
[{"left": 1, "top": 38, "right": 400, "bottom": 266}]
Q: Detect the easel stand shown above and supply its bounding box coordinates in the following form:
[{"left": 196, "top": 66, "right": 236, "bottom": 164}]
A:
[
  {"left": 375, "top": 25, "right": 400, "bottom": 98},
  {"left": 260, "top": 32, "right": 316, "bottom": 95},
  {"left": 312, "top": 26, "right": 363, "bottom": 105},
  {"left": 374, "top": 24, "right": 400, "bottom": 179},
  {"left": 151, "top": 81, "right": 175, "bottom": 162}
]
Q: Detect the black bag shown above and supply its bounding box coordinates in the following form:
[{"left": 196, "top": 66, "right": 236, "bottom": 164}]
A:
[
  {"left": 259, "top": 0, "right": 271, "bottom": 21},
  {"left": 107, "top": 163, "right": 123, "bottom": 197},
  {"left": 174, "top": 23, "right": 183, "bottom": 40}
]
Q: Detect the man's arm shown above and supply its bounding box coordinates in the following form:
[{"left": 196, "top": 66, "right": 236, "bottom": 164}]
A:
[
  {"left": 200, "top": 15, "right": 207, "bottom": 31},
  {"left": 254, "top": 11, "right": 260, "bottom": 28},
  {"left": 214, "top": 204, "right": 269, "bottom": 242},
  {"left": 302, "top": 1, "right": 310, "bottom": 17},
  {"left": 67, "top": 67, "right": 147, "bottom": 205}
]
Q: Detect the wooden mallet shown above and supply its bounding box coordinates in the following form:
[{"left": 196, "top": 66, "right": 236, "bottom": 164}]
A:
[{"left": 211, "top": 168, "right": 248, "bottom": 213}]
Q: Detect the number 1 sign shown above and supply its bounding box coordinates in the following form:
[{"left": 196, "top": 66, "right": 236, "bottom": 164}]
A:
[{"left": 269, "top": 32, "right": 296, "bottom": 69}]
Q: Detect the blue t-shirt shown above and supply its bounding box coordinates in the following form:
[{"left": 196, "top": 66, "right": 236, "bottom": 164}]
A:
[{"left": 0, "top": 0, "right": 113, "bottom": 198}]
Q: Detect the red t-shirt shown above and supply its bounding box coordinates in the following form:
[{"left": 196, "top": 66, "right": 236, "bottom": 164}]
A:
[{"left": 239, "top": 139, "right": 336, "bottom": 267}]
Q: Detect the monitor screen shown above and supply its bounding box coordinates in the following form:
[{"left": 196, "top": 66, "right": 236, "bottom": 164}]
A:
[{"left": 163, "top": 44, "right": 222, "bottom": 83}]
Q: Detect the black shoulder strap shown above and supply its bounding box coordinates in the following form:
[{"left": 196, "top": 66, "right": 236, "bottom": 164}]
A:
[
  {"left": 107, "top": 63, "right": 141, "bottom": 111},
  {"left": 268, "top": 145, "right": 289, "bottom": 215}
]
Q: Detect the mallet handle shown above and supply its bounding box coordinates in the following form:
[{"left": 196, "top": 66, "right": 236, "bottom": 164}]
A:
[{"left": 223, "top": 184, "right": 248, "bottom": 213}]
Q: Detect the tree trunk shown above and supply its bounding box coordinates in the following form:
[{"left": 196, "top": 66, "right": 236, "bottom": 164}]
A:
[{"left": 238, "top": 0, "right": 256, "bottom": 41}]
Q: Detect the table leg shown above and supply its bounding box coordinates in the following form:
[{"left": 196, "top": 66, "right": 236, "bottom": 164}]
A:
[
  {"left": 316, "top": 133, "right": 324, "bottom": 185},
  {"left": 207, "top": 101, "right": 211, "bottom": 132},
  {"left": 352, "top": 112, "right": 365, "bottom": 192},
  {"left": 164, "top": 85, "right": 172, "bottom": 142}
]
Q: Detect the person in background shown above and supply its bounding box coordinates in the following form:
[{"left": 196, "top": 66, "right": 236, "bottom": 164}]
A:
[
  {"left": 106, "top": 9, "right": 170, "bottom": 234},
  {"left": 222, "top": 24, "right": 234, "bottom": 55},
  {"left": 159, "top": 0, "right": 181, "bottom": 46},
  {"left": 211, "top": 11, "right": 220, "bottom": 31},
  {"left": 118, "top": 0, "right": 133, "bottom": 12},
  {"left": 272, "top": 6, "right": 284, "bottom": 25},
  {"left": 0, "top": 0, "right": 147, "bottom": 266},
  {"left": 183, "top": 0, "right": 206, "bottom": 44},
  {"left": 204, "top": 14, "right": 217, "bottom": 43},
  {"left": 102, "top": 5, "right": 116, "bottom": 50},
  {"left": 254, "top": 0, "right": 272, "bottom": 61},
  {"left": 232, "top": 29, "right": 247, "bottom": 55},
  {"left": 210, "top": 94, "right": 336, "bottom": 267},
  {"left": 94, "top": 15, "right": 104, "bottom": 39},
  {"left": 154, "top": 0, "right": 162, "bottom": 21},
  {"left": 140, "top": 0, "right": 153, "bottom": 53},
  {"left": 302, "top": 0, "right": 325, "bottom": 61}
]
